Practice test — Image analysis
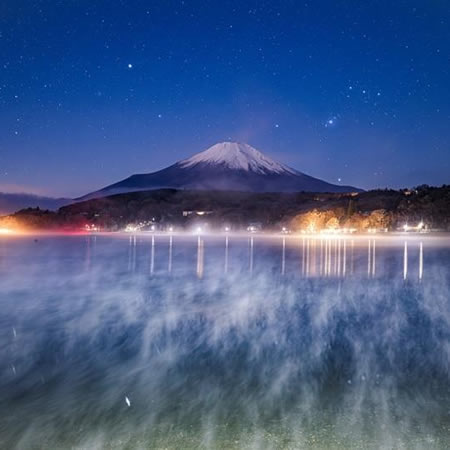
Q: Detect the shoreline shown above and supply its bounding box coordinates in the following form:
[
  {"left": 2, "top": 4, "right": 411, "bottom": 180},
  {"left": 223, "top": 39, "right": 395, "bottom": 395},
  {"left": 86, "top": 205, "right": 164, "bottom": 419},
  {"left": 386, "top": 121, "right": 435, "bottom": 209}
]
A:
[{"left": 2, "top": 229, "right": 450, "bottom": 242}]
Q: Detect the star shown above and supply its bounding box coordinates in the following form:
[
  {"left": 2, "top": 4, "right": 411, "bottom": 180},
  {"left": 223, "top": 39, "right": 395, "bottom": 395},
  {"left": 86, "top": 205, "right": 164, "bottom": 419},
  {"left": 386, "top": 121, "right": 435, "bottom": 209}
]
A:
[
  {"left": 127, "top": 63, "right": 133, "bottom": 69},
  {"left": 324, "top": 115, "right": 339, "bottom": 128}
]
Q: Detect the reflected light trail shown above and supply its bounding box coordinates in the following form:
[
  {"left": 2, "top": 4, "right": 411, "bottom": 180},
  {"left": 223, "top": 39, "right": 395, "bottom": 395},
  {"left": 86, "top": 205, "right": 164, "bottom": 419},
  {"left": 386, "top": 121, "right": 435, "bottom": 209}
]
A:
[
  {"left": 351, "top": 240, "right": 355, "bottom": 275},
  {"left": 419, "top": 241, "right": 423, "bottom": 280},
  {"left": 301, "top": 237, "right": 305, "bottom": 276},
  {"left": 319, "top": 239, "right": 324, "bottom": 276},
  {"left": 327, "top": 240, "right": 332, "bottom": 276},
  {"left": 224, "top": 235, "right": 229, "bottom": 275},
  {"left": 306, "top": 238, "right": 310, "bottom": 277},
  {"left": 150, "top": 235, "right": 155, "bottom": 274},
  {"left": 372, "top": 239, "right": 376, "bottom": 277},
  {"left": 403, "top": 241, "right": 408, "bottom": 280},
  {"left": 128, "top": 235, "right": 137, "bottom": 272},
  {"left": 249, "top": 237, "right": 254, "bottom": 274},
  {"left": 196, "top": 236, "right": 204, "bottom": 279},
  {"left": 337, "top": 239, "right": 341, "bottom": 277},
  {"left": 168, "top": 235, "right": 173, "bottom": 273},
  {"left": 119, "top": 233, "right": 428, "bottom": 280},
  {"left": 343, "top": 239, "right": 347, "bottom": 277},
  {"left": 333, "top": 239, "right": 337, "bottom": 276}
]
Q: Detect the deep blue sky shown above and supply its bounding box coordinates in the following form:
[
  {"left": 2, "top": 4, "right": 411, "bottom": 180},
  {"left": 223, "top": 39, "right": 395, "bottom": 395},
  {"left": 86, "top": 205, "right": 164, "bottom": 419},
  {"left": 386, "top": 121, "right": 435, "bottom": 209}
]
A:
[{"left": 0, "top": 0, "right": 449, "bottom": 197}]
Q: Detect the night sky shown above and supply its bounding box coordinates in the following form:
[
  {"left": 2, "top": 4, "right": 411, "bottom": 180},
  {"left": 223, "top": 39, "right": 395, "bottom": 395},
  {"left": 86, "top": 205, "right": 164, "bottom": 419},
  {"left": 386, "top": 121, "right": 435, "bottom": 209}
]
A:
[{"left": 1, "top": 0, "right": 449, "bottom": 197}]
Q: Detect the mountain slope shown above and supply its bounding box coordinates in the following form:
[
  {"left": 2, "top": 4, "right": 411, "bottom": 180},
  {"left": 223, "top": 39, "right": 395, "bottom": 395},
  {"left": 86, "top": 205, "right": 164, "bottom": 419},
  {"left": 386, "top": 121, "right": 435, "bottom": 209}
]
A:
[
  {"left": 0, "top": 192, "right": 71, "bottom": 215},
  {"left": 80, "top": 142, "right": 361, "bottom": 200}
]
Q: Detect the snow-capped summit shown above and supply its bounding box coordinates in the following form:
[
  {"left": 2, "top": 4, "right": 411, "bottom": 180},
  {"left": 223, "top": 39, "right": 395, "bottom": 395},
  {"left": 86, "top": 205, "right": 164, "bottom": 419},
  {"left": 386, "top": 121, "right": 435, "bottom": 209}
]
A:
[
  {"left": 179, "top": 142, "right": 297, "bottom": 175},
  {"left": 79, "top": 141, "right": 361, "bottom": 201}
]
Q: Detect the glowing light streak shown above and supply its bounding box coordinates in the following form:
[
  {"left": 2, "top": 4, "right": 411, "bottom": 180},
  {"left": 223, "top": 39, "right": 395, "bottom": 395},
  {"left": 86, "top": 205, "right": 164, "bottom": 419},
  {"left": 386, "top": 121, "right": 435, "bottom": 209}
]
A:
[
  {"left": 249, "top": 236, "right": 254, "bottom": 273},
  {"left": 329, "top": 240, "right": 332, "bottom": 276},
  {"left": 332, "top": 239, "right": 336, "bottom": 276},
  {"left": 224, "top": 235, "right": 229, "bottom": 274},
  {"left": 196, "top": 236, "right": 204, "bottom": 278},
  {"left": 351, "top": 240, "right": 355, "bottom": 275},
  {"left": 343, "top": 239, "right": 347, "bottom": 276},
  {"left": 306, "top": 238, "right": 310, "bottom": 277},
  {"left": 372, "top": 240, "right": 376, "bottom": 276},
  {"left": 337, "top": 238, "right": 341, "bottom": 277},
  {"left": 302, "top": 237, "right": 306, "bottom": 276},
  {"left": 319, "top": 239, "right": 324, "bottom": 276},
  {"left": 150, "top": 235, "right": 155, "bottom": 274},
  {"left": 168, "top": 235, "right": 173, "bottom": 273},
  {"left": 403, "top": 241, "right": 408, "bottom": 280},
  {"left": 419, "top": 241, "right": 423, "bottom": 280}
]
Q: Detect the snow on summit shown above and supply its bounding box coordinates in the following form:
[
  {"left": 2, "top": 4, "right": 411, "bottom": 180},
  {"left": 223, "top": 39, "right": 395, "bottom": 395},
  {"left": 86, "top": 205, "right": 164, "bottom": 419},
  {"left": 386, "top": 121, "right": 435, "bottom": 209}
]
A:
[{"left": 179, "top": 142, "right": 297, "bottom": 175}]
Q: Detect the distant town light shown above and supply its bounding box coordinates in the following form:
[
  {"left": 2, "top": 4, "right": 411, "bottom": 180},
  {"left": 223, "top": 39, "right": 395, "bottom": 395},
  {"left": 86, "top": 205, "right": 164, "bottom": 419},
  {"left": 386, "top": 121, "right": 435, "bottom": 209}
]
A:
[
  {"left": 84, "top": 224, "right": 99, "bottom": 232},
  {"left": 125, "top": 224, "right": 138, "bottom": 232},
  {"left": 401, "top": 221, "right": 426, "bottom": 233}
]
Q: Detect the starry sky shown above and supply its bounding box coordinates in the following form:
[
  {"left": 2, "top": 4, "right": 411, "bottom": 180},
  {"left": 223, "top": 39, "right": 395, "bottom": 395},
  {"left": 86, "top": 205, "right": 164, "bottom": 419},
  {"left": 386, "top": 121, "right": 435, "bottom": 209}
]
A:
[{"left": 1, "top": 0, "right": 449, "bottom": 197}]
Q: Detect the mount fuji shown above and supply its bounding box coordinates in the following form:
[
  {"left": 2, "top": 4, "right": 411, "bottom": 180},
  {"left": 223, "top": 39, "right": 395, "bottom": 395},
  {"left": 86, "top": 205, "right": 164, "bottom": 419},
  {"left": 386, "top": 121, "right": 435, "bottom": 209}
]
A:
[{"left": 80, "top": 142, "right": 360, "bottom": 200}]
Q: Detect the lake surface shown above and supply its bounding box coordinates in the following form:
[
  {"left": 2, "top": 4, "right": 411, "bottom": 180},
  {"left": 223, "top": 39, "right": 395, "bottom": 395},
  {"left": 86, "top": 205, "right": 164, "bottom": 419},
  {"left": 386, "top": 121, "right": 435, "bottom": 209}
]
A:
[{"left": 0, "top": 233, "right": 449, "bottom": 449}]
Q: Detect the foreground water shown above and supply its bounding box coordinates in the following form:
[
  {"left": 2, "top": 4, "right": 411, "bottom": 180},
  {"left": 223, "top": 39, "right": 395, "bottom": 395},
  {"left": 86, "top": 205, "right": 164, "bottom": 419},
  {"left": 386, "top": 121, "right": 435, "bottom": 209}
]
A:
[{"left": 0, "top": 233, "right": 449, "bottom": 449}]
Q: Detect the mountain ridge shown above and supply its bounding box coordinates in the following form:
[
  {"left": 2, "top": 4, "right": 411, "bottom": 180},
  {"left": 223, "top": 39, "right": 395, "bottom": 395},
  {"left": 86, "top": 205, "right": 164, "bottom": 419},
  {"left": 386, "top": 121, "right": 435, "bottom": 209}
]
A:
[
  {"left": 79, "top": 142, "right": 361, "bottom": 200},
  {"left": 0, "top": 192, "right": 71, "bottom": 215}
]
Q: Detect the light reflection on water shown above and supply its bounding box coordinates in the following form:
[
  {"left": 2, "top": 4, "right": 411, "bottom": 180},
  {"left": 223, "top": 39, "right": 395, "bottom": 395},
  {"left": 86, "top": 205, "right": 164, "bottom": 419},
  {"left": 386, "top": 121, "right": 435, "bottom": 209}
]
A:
[
  {"left": 0, "top": 234, "right": 449, "bottom": 449},
  {"left": 71, "top": 234, "right": 432, "bottom": 281},
  {"left": 117, "top": 234, "right": 430, "bottom": 281}
]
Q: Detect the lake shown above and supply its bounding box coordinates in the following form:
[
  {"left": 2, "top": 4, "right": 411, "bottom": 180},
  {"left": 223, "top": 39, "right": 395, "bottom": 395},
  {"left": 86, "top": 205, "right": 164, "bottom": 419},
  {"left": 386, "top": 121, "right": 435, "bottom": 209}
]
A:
[{"left": 0, "top": 233, "right": 449, "bottom": 449}]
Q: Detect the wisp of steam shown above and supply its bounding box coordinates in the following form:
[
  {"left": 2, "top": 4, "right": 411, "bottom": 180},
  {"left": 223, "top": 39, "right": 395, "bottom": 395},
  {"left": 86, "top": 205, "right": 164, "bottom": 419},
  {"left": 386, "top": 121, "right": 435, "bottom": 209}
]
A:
[{"left": 0, "top": 234, "right": 449, "bottom": 449}]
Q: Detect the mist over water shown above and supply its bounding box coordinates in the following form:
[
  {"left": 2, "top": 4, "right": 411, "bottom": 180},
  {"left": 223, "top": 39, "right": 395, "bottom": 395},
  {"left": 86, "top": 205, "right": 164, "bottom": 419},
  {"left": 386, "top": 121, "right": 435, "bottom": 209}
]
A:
[{"left": 0, "top": 234, "right": 449, "bottom": 449}]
